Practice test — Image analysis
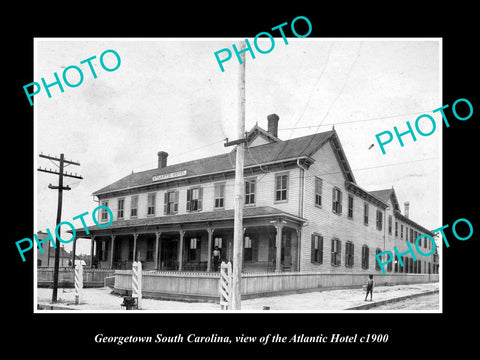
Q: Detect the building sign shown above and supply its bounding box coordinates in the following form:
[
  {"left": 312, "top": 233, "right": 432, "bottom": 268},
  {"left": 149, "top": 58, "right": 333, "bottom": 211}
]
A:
[{"left": 152, "top": 170, "right": 187, "bottom": 182}]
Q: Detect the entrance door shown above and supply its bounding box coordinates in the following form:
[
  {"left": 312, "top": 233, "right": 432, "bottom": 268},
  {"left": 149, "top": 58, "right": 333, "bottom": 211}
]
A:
[{"left": 160, "top": 237, "right": 178, "bottom": 270}]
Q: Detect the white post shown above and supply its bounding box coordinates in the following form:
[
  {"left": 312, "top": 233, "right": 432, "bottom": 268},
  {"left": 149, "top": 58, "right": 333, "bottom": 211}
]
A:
[
  {"left": 132, "top": 261, "right": 142, "bottom": 309},
  {"left": 74, "top": 263, "right": 83, "bottom": 305},
  {"left": 219, "top": 261, "right": 233, "bottom": 310}
]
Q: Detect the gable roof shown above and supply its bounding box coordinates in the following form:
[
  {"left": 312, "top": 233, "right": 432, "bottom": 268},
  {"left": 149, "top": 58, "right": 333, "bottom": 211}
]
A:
[
  {"left": 369, "top": 188, "right": 400, "bottom": 211},
  {"left": 369, "top": 188, "right": 433, "bottom": 236},
  {"left": 93, "top": 130, "right": 348, "bottom": 196},
  {"left": 245, "top": 124, "right": 281, "bottom": 145}
]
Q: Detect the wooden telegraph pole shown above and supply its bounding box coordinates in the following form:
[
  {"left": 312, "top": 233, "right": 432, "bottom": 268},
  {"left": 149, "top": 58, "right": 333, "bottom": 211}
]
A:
[
  {"left": 37, "top": 153, "right": 82, "bottom": 303},
  {"left": 223, "top": 41, "right": 247, "bottom": 310}
]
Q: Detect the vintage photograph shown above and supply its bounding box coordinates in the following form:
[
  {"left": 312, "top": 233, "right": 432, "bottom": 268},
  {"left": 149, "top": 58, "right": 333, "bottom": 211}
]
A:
[{"left": 33, "top": 38, "right": 441, "bottom": 312}]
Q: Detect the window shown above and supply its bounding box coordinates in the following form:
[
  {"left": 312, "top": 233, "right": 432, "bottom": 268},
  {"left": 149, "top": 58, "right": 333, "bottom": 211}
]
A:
[
  {"left": 275, "top": 173, "right": 288, "bottom": 202},
  {"left": 146, "top": 238, "right": 154, "bottom": 261},
  {"left": 188, "top": 238, "right": 199, "bottom": 261},
  {"left": 164, "top": 191, "right": 179, "bottom": 215},
  {"left": 131, "top": 195, "right": 138, "bottom": 217},
  {"left": 405, "top": 227, "right": 409, "bottom": 242},
  {"left": 348, "top": 195, "right": 354, "bottom": 219},
  {"left": 394, "top": 255, "right": 399, "bottom": 272},
  {"left": 311, "top": 234, "right": 323, "bottom": 264},
  {"left": 399, "top": 256, "right": 403, "bottom": 273},
  {"left": 101, "top": 200, "right": 109, "bottom": 222},
  {"left": 331, "top": 238, "right": 341, "bottom": 266},
  {"left": 244, "top": 236, "right": 253, "bottom": 262},
  {"left": 245, "top": 179, "right": 256, "bottom": 205},
  {"left": 214, "top": 183, "right": 225, "bottom": 209},
  {"left": 315, "top": 177, "right": 322, "bottom": 207},
  {"left": 376, "top": 210, "right": 383, "bottom": 231},
  {"left": 395, "top": 221, "right": 398, "bottom": 237},
  {"left": 410, "top": 228, "right": 414, "bottom": 243},
  {"left": 345, "top": 242, "right": 354, "bottom": 267},
  {"left": 117, "top": 198, "right": 124, "bottom": 219},
  {"left": 400, "top": 224, "right": 404, "bottom": 239},
  {"left": 375, "top": 249, "right": 381, "bottom": 271},
  {"left": 387, "top": 257, "right": 392, "bottom": 272},
  {"left": 187, "top": 187, "right": 203, "bottom": 212},
  {"left": 388, "top": 215, "right": 392, "bottom": 235},
  {"left": 362, "top": 245, "right": 369, "bottom": 269},
  {"left": 147, "top": 193, "right": 156, "bottom": 215},
  {"left": 100, "top": 241, "right": 108, "bottom": 261},
  {"left": 214, "top": 237, "right": 223, "bottom": 248},
  {"left": 364, "top": 203, "right": 369, "bottom": 225},
  {"left": 332, "top": 188, "right": 342, "bottom": 214}
]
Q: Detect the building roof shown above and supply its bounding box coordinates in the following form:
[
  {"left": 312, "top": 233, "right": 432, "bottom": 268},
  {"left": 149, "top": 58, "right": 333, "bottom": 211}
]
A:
[
  {"left": 74, "top": 206, "right": 307, "bottom": 236},
  {"left": 369, "top": 189, "right": 393, "bottom": 204},
  {"left": 369, "top": 188, "right": 400, "bottom": 212},
  {"left": 369, "top": 188, "right": 433, "bottom": 236},
  {"left": 394, "top": 211, "right": 434, "bottom": 237},
  {"left": 93, "top": 130, "right": 342, "bottom": 196}
]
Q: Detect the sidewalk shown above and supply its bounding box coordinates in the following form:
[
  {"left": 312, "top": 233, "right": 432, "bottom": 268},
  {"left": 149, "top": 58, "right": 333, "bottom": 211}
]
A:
[{"left": 36, "top": 282, "right": 439, "bottom": 311}]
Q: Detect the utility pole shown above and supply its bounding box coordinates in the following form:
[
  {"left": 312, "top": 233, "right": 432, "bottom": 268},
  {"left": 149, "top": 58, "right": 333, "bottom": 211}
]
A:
[
  {"left": 223, "top": 41, "right": 247, "bottom": 310},
  {"left": 37, "top": 153, "right": 82, "bottom": 303}
]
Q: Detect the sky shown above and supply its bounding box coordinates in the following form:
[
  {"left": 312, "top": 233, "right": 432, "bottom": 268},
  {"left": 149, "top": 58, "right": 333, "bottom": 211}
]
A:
[{"left": 34, "top": 38, "right": 441, "bottom": 255}]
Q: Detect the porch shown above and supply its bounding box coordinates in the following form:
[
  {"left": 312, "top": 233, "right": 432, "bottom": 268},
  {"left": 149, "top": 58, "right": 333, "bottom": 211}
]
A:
[{"left": 75, "top": 206, "right": 304, "bottom": 274}]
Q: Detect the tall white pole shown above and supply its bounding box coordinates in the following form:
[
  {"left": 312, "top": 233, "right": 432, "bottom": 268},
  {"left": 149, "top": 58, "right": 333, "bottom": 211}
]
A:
[{"left": 231, "top": 41, "right": 246, "bottom": 310}]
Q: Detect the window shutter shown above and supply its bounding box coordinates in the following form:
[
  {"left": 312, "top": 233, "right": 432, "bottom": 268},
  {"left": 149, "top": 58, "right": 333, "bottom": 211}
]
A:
[
  {"left": 350, "top": 243, "right": 354, "bottom": 266},
  {"left": 339, "top": 191, "right": 342, "bottom": 214},
  {"left": 311, "top": 235, "right": 316, "bottom": 263},
  {"left": 174, "top": 191, "right": 179, "bottom": 212},
  {"left": 337, "top": 240, "right": 342, "bottom": 265},
  {"left": 332, "top": 188, "right": 336, "bottom": 212},
  {"left": 186, "top": 189, "right": 191, "bottom": 212},
  {"left": 164, "top": 192, "right": 168, "bottom": 214},
  {"left": 198, "top": 187, "right": 203, "bottom": 210},
  {"left": 331, "top": 238, "right": 335, "bottom": 264},
  {"left": 319, "top": 236, "right": 323, "bottom": 264},
  {"left": 345, "top": 242, "right": 349, "bottom": 266}
]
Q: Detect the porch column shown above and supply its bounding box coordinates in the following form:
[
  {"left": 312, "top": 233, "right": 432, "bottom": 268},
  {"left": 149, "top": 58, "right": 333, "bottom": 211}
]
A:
[
  {"left": 109, "top": 234, "right": 116, "bottom": 269},
  {"left": 274, "top": 223, "right": 284, "bottom": 273},
  {"left": 206, "top": 225, "right": 214, "bottom": 272},
  {"left": 90, "top": 236, "right": 95, "bottom": 268},
  {"left": 295, "top": 228, "right": 301, "bottom": 272},
  {"left": 154, "top": 232, "right": 161, "bottom": 270},
  {"left": 133, "top": 233, "right": 138, "bottom": 262},
  {"left": 178, "top": 230, "right": 185, "bottom": 271}
]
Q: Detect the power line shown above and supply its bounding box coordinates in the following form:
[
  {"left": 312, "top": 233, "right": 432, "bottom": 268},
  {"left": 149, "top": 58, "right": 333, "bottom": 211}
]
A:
[
  {"left": 286, "top": 42, "right": 334, "bottom": 141},
  {"left": 91, "top": 156, "right": 438, "bottom": 194},
  {"left": 278, "top": 111, "right": 429, "bottom": 131},
  {"left": 296, "top": 42, "right": 364, "bottom": 157}
]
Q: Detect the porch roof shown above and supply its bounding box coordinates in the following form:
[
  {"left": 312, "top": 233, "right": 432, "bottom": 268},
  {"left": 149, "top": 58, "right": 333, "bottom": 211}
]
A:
[{"left": 75, "top": 206, "right": 307, "bottom": 237}]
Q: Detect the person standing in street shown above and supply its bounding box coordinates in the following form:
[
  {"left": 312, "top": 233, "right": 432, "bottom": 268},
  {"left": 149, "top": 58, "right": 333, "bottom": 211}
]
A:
[{"left": 365, "top": 274, "right": 374, "bottom": 301}]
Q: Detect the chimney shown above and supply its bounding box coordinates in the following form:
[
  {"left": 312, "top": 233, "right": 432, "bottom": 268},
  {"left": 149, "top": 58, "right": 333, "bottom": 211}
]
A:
[
  {"left": 404, "top": 201, "right": 410, "bottom": 218},
  {"left": 157, "top": 151, "right": 168, "bottom": 169},
  {"left": 267, "top": 113, "right": 279, "bottom": 138}
]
